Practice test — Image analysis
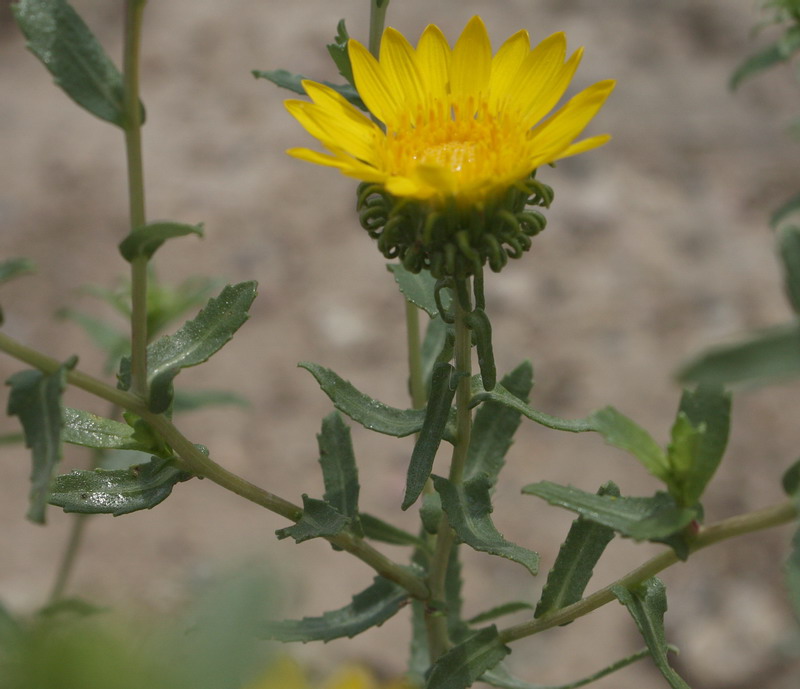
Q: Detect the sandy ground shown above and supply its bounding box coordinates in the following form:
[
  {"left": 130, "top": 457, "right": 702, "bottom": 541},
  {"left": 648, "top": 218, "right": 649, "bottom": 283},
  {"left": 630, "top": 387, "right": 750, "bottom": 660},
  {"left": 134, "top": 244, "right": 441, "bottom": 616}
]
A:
[{"left": 2, "top": 1, "right": 800, "bottom": 687}]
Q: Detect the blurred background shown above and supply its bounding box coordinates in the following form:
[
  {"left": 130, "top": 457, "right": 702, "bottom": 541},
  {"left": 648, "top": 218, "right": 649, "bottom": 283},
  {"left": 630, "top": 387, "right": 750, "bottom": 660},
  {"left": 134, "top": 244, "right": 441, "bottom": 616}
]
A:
[{"left": 1, "top": 0, "right": 799, "bottom": 687}]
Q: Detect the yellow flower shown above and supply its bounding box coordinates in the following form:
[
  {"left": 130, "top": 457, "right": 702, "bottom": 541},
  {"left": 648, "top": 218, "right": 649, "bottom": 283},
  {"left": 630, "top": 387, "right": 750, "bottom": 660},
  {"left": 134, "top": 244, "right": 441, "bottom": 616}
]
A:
[{"left": 285, "top": 16, "right": 614, "bottom": 208}]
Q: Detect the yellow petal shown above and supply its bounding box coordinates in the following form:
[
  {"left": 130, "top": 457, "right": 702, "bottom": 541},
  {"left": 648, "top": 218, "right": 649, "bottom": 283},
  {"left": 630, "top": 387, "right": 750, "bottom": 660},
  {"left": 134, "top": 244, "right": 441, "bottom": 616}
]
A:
[
  {"left": 489, "top": 29, "right": 530, "bottom": 110},
  {"left": 520, "top": 47, "right": 584, "bottom": 128},
  {"left": 416, "top": 24, "right": 450, "bottom": 104},
  {"left": 553, "top": 133, "right": 612, "bottom": 160},
  {"left": 349, "top": 39, "right": 400, "bottom": 127},
  {"left": 380, "top": 27, "right": 427, "bottom": 121},
  {"left": 450, "top": 16, "right": 492, "bottom": 107},
  {"left": 505, "top": 32, "right": 566, "bottom": 117}
]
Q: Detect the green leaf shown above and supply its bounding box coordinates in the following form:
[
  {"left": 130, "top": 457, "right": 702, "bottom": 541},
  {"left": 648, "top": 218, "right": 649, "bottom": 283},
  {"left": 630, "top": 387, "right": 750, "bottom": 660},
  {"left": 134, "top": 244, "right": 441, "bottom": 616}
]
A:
[
  {"left": 613, "top": 578, "right": 690, "bottom": 689},
  {"left": 409, "top": 599, "right": 430, "bottom": 686},
  {"left": 62, "top": 407, "right": 155, "bottom": 452},
  {"left": 467, "top": 601, "right": 534, "bottom": 625},
  {"left": 7, "top": 360, "right": 72, "bottom": 523},
  {"left": 730, "top": 26, "right": 800, "bottom": 89},
  {"left": 12, "top": 0, "right": 143, "bottom": 127},
  {"left": 318, "top": 412, "right": 361, "bottom": 534},
  {"left": 261, "top": 575, "right": 409, "bottom": 642},
  {"left": 771, "top": 192, "right": 800, "bottom": 229},
  {"left": 171, "top": 389, "right": 249, "bottom": 413},
  {"left": 0, "top": 257, "right": 35, "bottom": 284},
  {"left": 779, "top": 225, "right": 800, "bottom": 313},
  {"left": 300, "top": 361, "right": 430, "bottom": 437},
  {"left": 466, "top": 308, "right": 496, "bottom": 391},
  {"left": 425, "top": 626, "right": 509, "bottom": 689},
  {"left": 535, "top": 483, "right": 618, "bottom": 619},
  {"left": 668, "top": 386, "right": 731, "bottom": 506},
  {"left": 421, "top": 491, "right": 443, "bottom": 534},
  {"left": 522, "top": 482, "right": 697, "bottom": 558},
  {"left": 465, "top": 361, "right": 533, "bottom": 487},
  {"left": 119, "top": 282, "right": 257, "bottom": 413},
  {"left": 387, "top": 264, "right": 450, "bottom": 318},
  {"left": 445, "top": 544, "right": 469, "bottom": 643},
  {"left": 275, "top": 495, "right": 350, "bottom": 544},
  {"left": 481, "top": 648, "right": 667, "bottom": 689},
  {"left": 421, "top": 315, "right": 451, "bottom": 396},
  {"left": 589, "top": 406, "right": 669, "bottom": 481},
  {"left": 782, "top": 458, "right": 800, "bottom": 496},
  {"left": 118, "top": 221, "right": 204, "bottom": 263},
  {"left": 359, "top": 512, "right": 427, "bottom": 548},
  {"left": 677, "top": 323, "right": 800, "bottom": 387},
  {"left": 402, "top": 363, "right": 457, "bottom": 510},
  {"left": 327, "top": 19, "right": 355, "bottom": 86},
  {"left": 252, "top": 69, "right": 365, "bottom": 110},
  {"left": 435, "top": 475, "right": 539, "bottom": 576},
  {"left": 786, "top": 527, "right": 800, "bottom": 622},
  {"left": 48, "top": 456, "right": 191, "bottom": 516}
]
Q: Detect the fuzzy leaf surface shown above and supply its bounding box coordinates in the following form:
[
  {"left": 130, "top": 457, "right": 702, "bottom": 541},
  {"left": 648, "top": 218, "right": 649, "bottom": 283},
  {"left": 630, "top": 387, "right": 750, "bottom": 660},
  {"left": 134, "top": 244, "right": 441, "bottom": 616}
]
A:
[
  {"left": 590, "top": 407, "right": 668, "bottom": 481},
  {"left": 12, "top": 0, "right": 142, "bottom": 126},
  {"left": 467, "top": 602, "right": 533, "bottom": 625},
  {"left": 300, "top": 362, "right": 428, "bottom": 437},
  {"left": 535, "top": 483, "right": 618, "bottom": 618},
  {"left": 677, "top": 323, "right": 800, "bottom": 387},
  {"left": 275, "top": 495, "right": 350, "bottom": 544},
  {"left": 465, "top": 361, "right": 533, "bottom": 487},
  {"left": 402, "top": 363, "right": 457, "bottom": 510},
  {"left": 612, "top": 578, "right": 690, "bottom": 689},
  {"left": 421, "top": 316, "right": 450, "bottom": 396},
  {"left": 62, "top": 407, "right": 153, "bottom": 452},
  {"left": 252, "top": 69, "right": 365, "bottom": 110},
  {"left": 48, "top": 456, "right": 190, "bottom": 516},
  {"left": 435, "top": 475, "right": 539, "bottom": 576},
  {"left": 779, "top": 225, "right": 800, "bottom": 313},
  {"left": 261, "top": 575, "right": 409, "bottom": 642},
  {"left": 7, "top": 362, "right": 70, "bottom": 523},
  {"left": 119, "top": 282, "right": 257, "bottom": 413},
  {"left": 327, "top": 19, "right": 355, "bottom": 87},
  {"left": 318, "top": 412, "right": 360, "bottom": 533},
  {"left": 425, "top": 626, "right": 509, "bottom": 689},
  {"left": 359, "top": 513, "right": 426, "bottom": 548},
  {"left": 387, "top": 264, "right": 450, "bottom": 317},
  {"left": 118, "top": 221, "right": 204, "bottom": 262}
]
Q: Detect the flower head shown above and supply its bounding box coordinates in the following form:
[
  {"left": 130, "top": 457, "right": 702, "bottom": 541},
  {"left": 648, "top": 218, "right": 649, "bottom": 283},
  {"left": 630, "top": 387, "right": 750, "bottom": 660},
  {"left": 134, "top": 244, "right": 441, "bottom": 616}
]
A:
[{"left": 285, "top": 16, "right": 614, "bottom": 277}]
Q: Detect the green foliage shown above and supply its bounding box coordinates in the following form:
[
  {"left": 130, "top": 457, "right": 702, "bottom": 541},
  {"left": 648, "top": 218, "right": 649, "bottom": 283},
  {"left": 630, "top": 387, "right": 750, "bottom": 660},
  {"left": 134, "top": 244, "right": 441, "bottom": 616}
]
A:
[
  {"left": 612, "top": 579, "right": 690, "bottom": 689},
  {"left": 0, "top": 257, "right": 35, "bottom": 285},
  {"left": 48, "top": 456, "right": 191, "bottom": 516},
  {"left": 318, "top": 412, "right": 362, "bottom": 536},
  {"left": 261, "top": 575, "right": 409, "bottom": 642},
  {"left": 730, "top": 24, "right": 800, "bottom": 90},
  {"left": 425, "top": 626, "right": 509, "bottom": 689},
  {"left": 388, "top": 264, "right": 451, "bottom": 318},
  {"left": 535, "top": 483, "right": 618, "bottom": 619},
  {"left": 402, "top": 363, "right": 457, "bottom": 509},
  {"left": 327, "top": 19, "right": 356, "bottom": 87},
  {"left": 118, "top": 221, "right": 204, "bottom": 263},
  {"left": 359, "top": 513, "right": 427, "bottom": 548},
  {"left": 12, "top": 0, "right": 143, "bottom": 127},
  {"left": 252, "top": 69, "right": 366, "bottom": 110},
  {"left": 467, "top": 602, "right": 534, "bottom": 625},
  {"left": 118, "top": 282, "right": 257, "bottom": 413},
  {"left": 6, "top": 360, "right": 72, "bottom": 524},
  {"left": 62, "top": 407, "right": 159, "bottom": 453},
  {"left": 275, "top": 495, "right": 351, "bottom": 544},
  {"left": 171, "top": 389, "right": 249, "bottom": 413},
  {"left": 779, "top": 225, "right": 800, "bottom": 313},
  {"left": 465, "top": 308, "right": 496, "bottom": 391},
  {"left": 434, "top": 475, "right": 539, "bottom": 577}
]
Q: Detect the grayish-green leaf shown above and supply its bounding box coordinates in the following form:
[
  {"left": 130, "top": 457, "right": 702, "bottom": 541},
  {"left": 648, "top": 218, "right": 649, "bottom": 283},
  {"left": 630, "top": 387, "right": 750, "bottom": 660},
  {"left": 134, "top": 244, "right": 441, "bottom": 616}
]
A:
[
  {"left": 171, "top": 389, "right": 249, "bottom": 413},
  {"left": 62, "top": 407, "right": 153, "bottom": 452},
  {"left": 300, "top": 361, "right": 429, "bottom": 437},
  {"left": 446, "top": 544, "right": 468, "bottom": 643},
  {"left": 252, "top": 69, "right": 365, "bottom": 110},
  {"left": 783, "top": 458, "right": 800, "bottom": 496},
  {"left": 481, "top": 648, "right": 666, "bottom": 689},
  {"left": 467, "top": 601, "right": 534, "bottom": 625},
  {"left": 779, "top": 225, "right": 800, "bottom": 313},
  {"left": 318, "top": 412, "right": 361, "bottom": 534},
  {"left": 409, "top": 599, "right": 430, "bottom": 686},
  {"left": 0, "top": 257, "right": 35, "bottom": 284},
  {"left": 403, "top": 363, "right": 457, "bottom": 510},
  {"left": 118, "top": 221, "right": 204, "bottom": 263},
  {"left": 119, "top": 282, "right": 257, "bottom": 413},
  {"left": 387, "top": 264, "right": 450, "bottom": 317},
  {"left": 12, "top": 0, "right": 142, "bottom": 126},
  {"left": 613, "top": 578, "right": 690, "bottom": 689},
  {"left": 535, "top": 482, "right": 618, "bottom": 619},
  {"left": 425, "top": 626, "right": 509, "bottom": 689},
  {"left": 435, "top": 475, "right": 539, "bottom": 576},
  {"left": 327, "top": 19, "right": 355, "bottom": 86},
  {"left": 421, "top": 491, "right": 443, "bottom": 534},
  {"left": 786, "top": 527, "right": 800, "bottom": 623},
  {"left": 48, "top": 456, "right": 191, "bottom": 516},
  {"left": 677, "top": 323, "right": 800, "bottom": 387},
  {"left": 465, "top": 361, "right": 533, "bottom": 487},
  {"left": 275, "top": 495, "right": 350, "bottom": 544},
  {"left": 730, "top": 26, "right": 800, "bottom": 89},
  {"left": 421, "top": 315, "right": 450, "bottom": 396},
  {"left": 7, "top": 361, "right": 72, "bottom": 523},
  {"left": 772, "top": 192, "right": 800, "bottom": 229},
  {"left": 261, "top": 575, "right": 409, "bottom": 642},
  {"left": 359, "top": 512, "right": 426, "bottom": 548}
]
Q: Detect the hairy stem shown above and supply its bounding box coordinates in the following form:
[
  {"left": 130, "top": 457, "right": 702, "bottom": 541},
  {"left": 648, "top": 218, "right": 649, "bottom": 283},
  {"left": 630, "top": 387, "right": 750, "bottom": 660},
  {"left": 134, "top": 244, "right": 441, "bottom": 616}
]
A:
[
  {"left": 123, "top": 0, "right": 149, "bottom": 398},
  {"left": 368, "top": 0, "right": 390, "bottom": 57},
  {"left": 499, "top": 499, "right": 798, "bottom": 643}
]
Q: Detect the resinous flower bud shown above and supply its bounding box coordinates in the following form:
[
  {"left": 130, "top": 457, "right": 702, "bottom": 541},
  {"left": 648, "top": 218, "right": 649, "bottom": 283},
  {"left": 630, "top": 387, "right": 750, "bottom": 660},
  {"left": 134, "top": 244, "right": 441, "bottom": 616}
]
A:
[{"left": 286, "top": 16, "right": 614, "bottom": 278}]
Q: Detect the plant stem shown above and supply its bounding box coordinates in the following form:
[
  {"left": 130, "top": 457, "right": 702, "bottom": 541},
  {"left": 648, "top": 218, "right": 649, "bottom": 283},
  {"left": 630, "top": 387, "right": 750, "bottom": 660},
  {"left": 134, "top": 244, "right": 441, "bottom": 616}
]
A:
[
  {"left": 499, "top": 499, "right": 798, "bottom": 643},
  {"left": 48, "top": 513, "right": 89, "bottom": 602},
  {"left": 406, "top": 301, "right": 427, "bottom": 410},
  {"left": 426, "top": 283, "right": 473, "bottom": 659},
  {"left": 368, "top": 0, "right": 389, "bottom": 57},
  {"left": 123, "top": 0, "right": 149, "bottom": 398},
  {"left": 0, "top": 331, "right": 429, "bottom": 601}
]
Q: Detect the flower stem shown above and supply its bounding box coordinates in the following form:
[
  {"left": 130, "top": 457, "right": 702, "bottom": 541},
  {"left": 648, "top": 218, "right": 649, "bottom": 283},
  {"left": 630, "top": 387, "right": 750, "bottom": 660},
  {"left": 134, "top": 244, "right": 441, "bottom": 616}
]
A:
[
  {"left": 0, "top": 331, "right": 429, "bottom": 600},
  {"left": 123, "top": 0, "right": 149, "bottom": 398},
  {"left": 426, "top": 281, "right": 473, "bottom": 659},
  {"left": 498, "top": 499, "right": 798, "bottom": 644},
  {"left": 406, "top": 301, "right": 427, "bottom": 410},
  {"left": 368, "top": 0, "right": 389, "bottom": 57}
]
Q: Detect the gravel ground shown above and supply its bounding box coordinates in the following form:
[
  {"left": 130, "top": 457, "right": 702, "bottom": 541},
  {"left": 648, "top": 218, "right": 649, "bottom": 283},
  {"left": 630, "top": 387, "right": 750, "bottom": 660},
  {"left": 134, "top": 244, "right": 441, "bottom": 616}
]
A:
[{"left": 2, "top": 1, "right": 800, "bottom": 687}]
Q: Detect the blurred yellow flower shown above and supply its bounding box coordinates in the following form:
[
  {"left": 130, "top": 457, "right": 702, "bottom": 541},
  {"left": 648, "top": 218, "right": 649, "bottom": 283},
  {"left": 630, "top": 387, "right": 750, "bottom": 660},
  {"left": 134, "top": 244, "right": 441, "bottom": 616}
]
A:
[
  {"left": 245, "top": 657, "right": 418, "bottom": 689},
  {"left": 286, "top": 16, "right": 614, "bottom": 208}
]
